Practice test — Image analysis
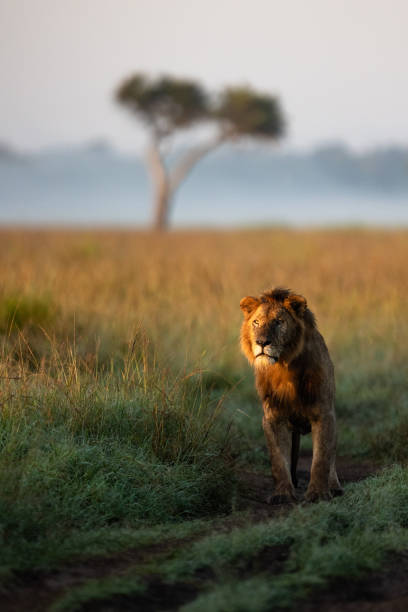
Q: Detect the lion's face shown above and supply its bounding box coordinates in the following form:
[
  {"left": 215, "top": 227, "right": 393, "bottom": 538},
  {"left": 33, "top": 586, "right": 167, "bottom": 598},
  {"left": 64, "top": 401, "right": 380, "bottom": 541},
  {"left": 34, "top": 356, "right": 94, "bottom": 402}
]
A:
[
  {"left": 240, "top": 289, "right": 307, "bottom": 368},
  {"left": 249, "top": 303, "right": 294, "bottom": 366}
]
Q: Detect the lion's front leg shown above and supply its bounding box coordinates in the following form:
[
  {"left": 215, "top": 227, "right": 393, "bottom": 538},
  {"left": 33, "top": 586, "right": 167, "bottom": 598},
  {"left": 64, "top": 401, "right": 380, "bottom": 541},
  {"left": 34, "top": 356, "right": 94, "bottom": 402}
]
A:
[
  {"left": 305, "top": 411, "right": 337, "bottom": 502},
  {"left": 262, "top": 408, "right": 296, "bottom": 504}
]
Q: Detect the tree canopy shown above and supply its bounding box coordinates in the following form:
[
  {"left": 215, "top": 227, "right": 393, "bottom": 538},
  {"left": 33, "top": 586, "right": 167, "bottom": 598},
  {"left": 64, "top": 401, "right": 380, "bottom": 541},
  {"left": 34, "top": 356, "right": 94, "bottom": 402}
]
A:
[
  {"left": 215, "top": 86, "right": 285, "bottom": 138},
  {"left": 116, "top": 74, "right": 285, "bottom": 140},
  {"left": 116, "top": 75, "right": 208, "bottom": 136}
]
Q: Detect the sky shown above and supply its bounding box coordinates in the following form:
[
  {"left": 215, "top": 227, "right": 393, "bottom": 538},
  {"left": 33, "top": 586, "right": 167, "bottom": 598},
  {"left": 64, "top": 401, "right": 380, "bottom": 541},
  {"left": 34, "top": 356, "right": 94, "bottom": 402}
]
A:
[{"left": 1, "top": 0, "right": 408, "bottom": 153}]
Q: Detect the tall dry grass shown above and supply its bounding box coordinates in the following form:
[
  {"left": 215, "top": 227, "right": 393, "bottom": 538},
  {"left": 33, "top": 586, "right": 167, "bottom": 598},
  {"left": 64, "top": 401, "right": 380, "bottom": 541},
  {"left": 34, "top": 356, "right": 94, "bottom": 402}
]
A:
[
  {"left": 1, "top": 228, "right": 406, "bottom": 365},
  {"left": 1, "top": 227, "right": 407, "bottom": 450}
]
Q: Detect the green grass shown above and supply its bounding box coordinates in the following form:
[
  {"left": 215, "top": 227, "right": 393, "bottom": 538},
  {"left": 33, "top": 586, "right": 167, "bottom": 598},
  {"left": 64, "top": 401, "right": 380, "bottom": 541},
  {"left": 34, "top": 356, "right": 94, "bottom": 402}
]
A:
[
  {"left": 51, "top": 466, "right": 408, "bottom": 612},
  {"left": 167, "top": 467, "right": 407, "bottom": 578},
  {"left": 0, "top": 354, "right": 234, "bottom": 581},
  {"left": 0, "top": 292, "right": 55, "bottom": 332}
]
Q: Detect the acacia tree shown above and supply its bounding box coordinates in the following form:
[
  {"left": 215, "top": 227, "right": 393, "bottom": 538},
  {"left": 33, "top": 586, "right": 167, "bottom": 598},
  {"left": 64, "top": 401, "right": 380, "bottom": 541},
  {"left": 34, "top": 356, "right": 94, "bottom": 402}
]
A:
[{"left": 116, "top": 74, "right": 285, "bottom": 230}]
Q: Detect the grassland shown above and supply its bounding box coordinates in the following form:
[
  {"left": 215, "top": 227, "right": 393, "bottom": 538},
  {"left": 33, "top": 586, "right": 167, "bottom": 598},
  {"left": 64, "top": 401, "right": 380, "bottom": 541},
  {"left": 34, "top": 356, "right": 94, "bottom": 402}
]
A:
[{"left": 0, "top": 227, "right": 407, "bottom": 611}]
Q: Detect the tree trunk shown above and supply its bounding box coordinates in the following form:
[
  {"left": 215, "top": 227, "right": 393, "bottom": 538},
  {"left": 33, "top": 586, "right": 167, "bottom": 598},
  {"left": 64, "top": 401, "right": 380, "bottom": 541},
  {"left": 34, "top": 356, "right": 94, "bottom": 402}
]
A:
[
  {"left": 153, "top": 177, "right": 171, "bottom": 231},
  {"left": 147, "top": 140, "right": 171, "bottom": 231}
]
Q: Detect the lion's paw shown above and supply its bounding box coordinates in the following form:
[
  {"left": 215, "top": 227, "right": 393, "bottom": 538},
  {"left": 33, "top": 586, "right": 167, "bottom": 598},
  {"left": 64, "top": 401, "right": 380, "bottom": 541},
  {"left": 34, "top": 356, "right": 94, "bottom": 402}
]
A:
[
  {"left": 267, "top": 489, "right": 297, "bottom": 505},
  {"left": 304, "top": 488, "right": 332, "bottom": 503}
]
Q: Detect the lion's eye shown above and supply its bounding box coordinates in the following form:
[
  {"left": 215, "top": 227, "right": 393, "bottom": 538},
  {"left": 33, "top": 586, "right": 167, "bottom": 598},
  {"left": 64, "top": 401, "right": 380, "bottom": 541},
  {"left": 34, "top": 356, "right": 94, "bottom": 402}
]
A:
[{"left": 252, "top": 320, "right": 259, "bottom": 327}]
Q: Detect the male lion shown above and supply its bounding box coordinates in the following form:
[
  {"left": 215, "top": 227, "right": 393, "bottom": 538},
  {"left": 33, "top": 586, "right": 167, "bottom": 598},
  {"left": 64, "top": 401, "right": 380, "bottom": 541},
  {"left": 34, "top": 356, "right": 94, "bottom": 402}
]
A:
[{"left": 240, "top": 288, "right": 343, "bottom": 503}]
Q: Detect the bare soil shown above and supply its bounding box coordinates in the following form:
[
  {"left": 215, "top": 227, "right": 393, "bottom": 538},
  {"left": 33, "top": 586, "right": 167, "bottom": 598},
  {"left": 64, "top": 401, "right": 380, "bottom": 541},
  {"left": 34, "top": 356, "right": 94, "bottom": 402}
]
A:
[{"left": 1, "top": 455, "right": 395, "bottom": 612}]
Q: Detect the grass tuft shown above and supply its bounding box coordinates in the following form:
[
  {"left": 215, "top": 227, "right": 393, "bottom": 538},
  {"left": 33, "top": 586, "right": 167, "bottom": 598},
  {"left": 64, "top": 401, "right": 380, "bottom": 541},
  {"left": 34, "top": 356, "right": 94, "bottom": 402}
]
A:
[{"left": 0, "top": 292, "right": 55, "bottom": 332}]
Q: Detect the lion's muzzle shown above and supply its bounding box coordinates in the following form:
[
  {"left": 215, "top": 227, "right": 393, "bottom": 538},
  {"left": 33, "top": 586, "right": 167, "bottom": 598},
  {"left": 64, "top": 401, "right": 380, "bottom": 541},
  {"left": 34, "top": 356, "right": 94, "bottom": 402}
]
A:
[{"left": 253, "top": 342, "right": 280, "bottom": 365}]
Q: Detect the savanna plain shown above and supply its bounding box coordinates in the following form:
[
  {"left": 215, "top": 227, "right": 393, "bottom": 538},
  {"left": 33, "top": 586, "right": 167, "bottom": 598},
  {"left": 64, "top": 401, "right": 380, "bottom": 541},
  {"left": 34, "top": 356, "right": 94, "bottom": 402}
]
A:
[{"left": 1, "top": 228, "right": 408, "bottom": 611}]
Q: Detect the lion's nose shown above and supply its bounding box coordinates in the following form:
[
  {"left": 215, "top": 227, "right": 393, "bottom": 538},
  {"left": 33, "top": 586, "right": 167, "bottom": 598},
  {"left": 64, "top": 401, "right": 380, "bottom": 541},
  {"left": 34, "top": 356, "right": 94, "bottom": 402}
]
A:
[{"left": 256, "top": 339, "right": 269, "bottom": 347}]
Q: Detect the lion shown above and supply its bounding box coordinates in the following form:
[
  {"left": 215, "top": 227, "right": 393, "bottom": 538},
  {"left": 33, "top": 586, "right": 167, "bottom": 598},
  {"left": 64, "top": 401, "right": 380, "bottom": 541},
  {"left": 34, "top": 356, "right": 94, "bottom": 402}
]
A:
[{"left": 240, "top": 288, "right": 343, "bottom": 503}]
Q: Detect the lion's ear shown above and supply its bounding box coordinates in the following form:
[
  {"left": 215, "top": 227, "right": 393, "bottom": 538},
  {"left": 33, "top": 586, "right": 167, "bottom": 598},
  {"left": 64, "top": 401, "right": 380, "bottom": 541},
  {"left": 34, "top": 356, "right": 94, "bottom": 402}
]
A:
[
  {"left": 284, "top": 294, "right": 307, "bottom": 316},
  {"left": 240, "top": 296, "right": 260, "bottom": 316}
]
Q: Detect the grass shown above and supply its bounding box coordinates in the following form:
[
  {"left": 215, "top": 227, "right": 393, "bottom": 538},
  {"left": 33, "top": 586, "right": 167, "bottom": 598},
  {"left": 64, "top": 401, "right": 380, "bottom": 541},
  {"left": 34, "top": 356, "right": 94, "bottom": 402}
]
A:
[
  {"left": 51, "top": 466, "right": 408, "bottom": 612},
  {"left": 0, "top": 353, "right": 233, "bottom": 580},
  {"left": 0, "top": 292, "right": 55, "bottom": 332},
  {"left": 0, "top": 227, "right": 407, "bottom": 609},
  {"left": 175, "top": 466, "right": 408, "bottom": 582}
]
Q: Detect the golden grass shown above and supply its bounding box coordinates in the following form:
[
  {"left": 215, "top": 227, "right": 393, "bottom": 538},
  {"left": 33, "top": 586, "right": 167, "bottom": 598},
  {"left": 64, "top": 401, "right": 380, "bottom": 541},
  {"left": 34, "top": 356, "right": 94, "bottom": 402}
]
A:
[{"left": 1, "top": 227, "right": 407, "bottom": 377}]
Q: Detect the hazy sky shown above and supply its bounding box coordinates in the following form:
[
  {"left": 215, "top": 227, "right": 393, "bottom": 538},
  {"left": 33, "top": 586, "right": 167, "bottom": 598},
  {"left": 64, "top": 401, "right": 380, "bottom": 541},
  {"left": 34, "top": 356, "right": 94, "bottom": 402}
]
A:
[{"left": 1, "top": 0, "right": 408, "bottom": 152}]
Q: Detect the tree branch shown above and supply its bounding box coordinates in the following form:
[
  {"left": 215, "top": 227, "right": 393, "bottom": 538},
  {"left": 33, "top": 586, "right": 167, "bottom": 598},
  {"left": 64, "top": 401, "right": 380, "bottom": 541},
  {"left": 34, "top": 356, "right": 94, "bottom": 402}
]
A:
[{"left": 168, "top": 132, "right": 227, "bottom": 194}]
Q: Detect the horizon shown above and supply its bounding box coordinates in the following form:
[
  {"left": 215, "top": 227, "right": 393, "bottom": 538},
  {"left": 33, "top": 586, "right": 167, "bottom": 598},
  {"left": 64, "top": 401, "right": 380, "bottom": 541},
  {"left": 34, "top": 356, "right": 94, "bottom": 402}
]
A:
[
  {"left": 2, "top": 144, "right": 408, "bottom": 228},
  {"left": 3, "top": 138, "right": 408, "bottom": 158}
]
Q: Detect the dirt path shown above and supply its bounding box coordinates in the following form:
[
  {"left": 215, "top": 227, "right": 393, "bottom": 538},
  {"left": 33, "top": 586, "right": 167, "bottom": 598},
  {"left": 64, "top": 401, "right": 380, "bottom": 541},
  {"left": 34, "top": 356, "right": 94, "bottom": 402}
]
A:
[{"left": 0, "top": 455, "right": 384, "bottom": 612}]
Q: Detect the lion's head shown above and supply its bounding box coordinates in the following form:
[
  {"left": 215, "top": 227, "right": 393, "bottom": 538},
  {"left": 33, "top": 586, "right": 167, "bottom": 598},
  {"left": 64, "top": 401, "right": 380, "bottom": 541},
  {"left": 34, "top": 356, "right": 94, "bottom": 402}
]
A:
[{"left": 240, "top": 288, "right": 315, "bottom": 368}]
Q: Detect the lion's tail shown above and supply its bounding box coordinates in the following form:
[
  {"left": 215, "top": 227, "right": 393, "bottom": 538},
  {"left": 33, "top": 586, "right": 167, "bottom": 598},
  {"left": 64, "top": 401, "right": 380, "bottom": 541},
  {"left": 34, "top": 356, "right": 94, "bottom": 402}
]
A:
[{"left": 291, "top": 431, "right": 300, "bottom": 488}]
